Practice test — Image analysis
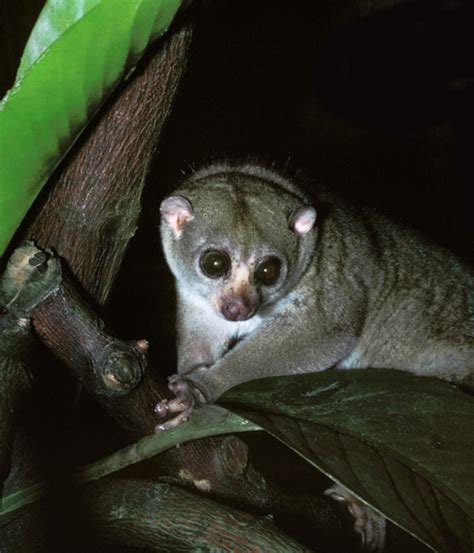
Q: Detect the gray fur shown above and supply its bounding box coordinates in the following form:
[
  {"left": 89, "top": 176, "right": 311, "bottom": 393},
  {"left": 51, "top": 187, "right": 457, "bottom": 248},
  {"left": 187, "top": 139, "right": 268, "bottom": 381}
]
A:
[{"left": 160, "top": 161, "right": 474, "bottom": 402}]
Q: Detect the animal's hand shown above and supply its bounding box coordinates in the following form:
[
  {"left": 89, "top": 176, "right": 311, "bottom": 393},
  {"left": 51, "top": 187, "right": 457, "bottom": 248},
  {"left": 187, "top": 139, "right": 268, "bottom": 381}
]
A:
[
  {"left": 325, "top": 484, "right": 386, "bottom": 552},
  {"left": 154, "top": 374, "right": 207, "bottom": 432}
]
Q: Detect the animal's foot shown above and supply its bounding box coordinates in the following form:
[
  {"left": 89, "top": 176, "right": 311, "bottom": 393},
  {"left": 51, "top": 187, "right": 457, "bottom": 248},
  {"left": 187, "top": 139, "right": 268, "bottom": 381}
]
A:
[
  {"left": 154, "top": 375, "right": 202, "bottom": 432},
  {"left": 325, "top": 484, "right": 386, "bottom": 552}
]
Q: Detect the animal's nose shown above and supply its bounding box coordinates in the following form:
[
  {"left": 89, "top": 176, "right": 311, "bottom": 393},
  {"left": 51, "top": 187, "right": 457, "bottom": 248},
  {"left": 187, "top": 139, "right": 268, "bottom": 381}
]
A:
[{"left": 221, "top": 299, "right": 255, "bottom": 321}]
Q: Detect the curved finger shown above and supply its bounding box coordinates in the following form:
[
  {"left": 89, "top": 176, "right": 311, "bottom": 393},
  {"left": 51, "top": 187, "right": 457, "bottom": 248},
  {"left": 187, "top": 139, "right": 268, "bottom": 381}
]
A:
[
  {"left": 154, "top": 399, "right": 170, "bottom": 418},
  {"left": 164, "top": 393, "right": 194, "bottom": 414},
  {"left": 154, "top": 407, "right": 193, "bottom": 432}
]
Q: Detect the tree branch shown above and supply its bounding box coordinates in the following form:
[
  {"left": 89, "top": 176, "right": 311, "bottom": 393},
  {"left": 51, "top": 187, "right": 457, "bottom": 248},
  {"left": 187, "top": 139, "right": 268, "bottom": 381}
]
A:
[
  {"left": 21, "top": 11, "right": 195, "bottom": 305},
  {"left": 1, "top": 478, "right": 315, "bottom": 553},
  {"left": 24, "top": 244, "right": 147, "bottom": 397}
]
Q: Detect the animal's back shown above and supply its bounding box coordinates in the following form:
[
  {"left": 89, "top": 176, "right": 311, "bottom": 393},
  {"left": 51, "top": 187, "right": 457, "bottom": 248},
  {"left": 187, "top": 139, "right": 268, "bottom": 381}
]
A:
[{"left": 318, "top": 198, "right": 474, "bottom": 387}]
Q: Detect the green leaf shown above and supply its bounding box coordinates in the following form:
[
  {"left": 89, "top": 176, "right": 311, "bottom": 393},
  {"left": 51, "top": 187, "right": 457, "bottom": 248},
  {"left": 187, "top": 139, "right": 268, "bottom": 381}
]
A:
[
  {"left": 0, "top": 406, "right": 259, "bottom": 527},
  {"left": 220, "top": 369, "right": 474, "bottom": 553},
  {"left": 0, "top": 0, "right": 182, "bottom": 257},
  {"left": 15, "top": 0, "right": 103, "bottom": 81}
]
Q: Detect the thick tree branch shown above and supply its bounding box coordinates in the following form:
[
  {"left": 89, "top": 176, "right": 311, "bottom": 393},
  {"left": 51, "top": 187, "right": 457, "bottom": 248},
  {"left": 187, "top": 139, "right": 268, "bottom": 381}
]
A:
[
  {"left": 24, "top": 244, "right": 147, "bottom": 397},
  {"left": 87, "top": 479, "right": 314, "bottom": 552},
  {"left": 0, "top": 478, "right": 315, "bottom": 553},
  {"left": 21, "top": 11, "right": 195, "bottom": 306}
]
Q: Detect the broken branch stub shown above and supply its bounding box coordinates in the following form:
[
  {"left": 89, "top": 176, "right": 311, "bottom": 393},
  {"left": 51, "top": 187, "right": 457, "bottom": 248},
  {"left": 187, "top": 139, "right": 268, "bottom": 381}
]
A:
[{"left": 4, "top": 242, "right": 147, "bottom": 397}]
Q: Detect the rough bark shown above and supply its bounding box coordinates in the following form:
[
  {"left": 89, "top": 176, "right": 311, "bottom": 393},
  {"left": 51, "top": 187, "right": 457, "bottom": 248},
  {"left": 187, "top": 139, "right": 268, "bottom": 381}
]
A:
[
  {"left": 0, "top": 478, "right": 315, "bottom": 553},
  {"left": 21, "top": 11, "right": 192, "bottom": 306},
  {"left": 0, "top": 243, "right": 146, "bottom": 398}
]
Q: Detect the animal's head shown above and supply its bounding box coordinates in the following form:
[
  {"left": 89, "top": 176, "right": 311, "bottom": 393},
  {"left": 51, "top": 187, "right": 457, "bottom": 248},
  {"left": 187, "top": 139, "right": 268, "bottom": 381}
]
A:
[{"left": 160, "top": 164, "right": 317, "bottom": 322}]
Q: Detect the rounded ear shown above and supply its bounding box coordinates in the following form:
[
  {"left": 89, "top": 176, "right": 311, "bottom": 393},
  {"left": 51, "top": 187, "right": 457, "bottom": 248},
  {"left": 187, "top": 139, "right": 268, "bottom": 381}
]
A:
[
  {"left": 160, "top": 195, "right": 194, "bottom": 238},
  {"left": 288, "top": 206, "right": 317, "bottom": 236},
  {"left": 288, "top": 205, "right": 316, "bottom": 236}
]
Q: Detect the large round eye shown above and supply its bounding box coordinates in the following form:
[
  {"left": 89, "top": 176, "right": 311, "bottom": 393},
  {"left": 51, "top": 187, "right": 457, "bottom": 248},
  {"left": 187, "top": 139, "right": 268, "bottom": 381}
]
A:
[
  {"left": 200, "top": 250, "right": 231, "bottom": 279},
  {"left": 255, "top": 257, "right": 281, "bottom": 286}
]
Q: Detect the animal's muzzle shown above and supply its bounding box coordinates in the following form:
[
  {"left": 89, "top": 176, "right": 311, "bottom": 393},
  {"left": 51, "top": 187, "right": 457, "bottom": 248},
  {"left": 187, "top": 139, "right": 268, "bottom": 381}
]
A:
[{"left": 221, "top": 297, "right": 257, "bottom": 321}]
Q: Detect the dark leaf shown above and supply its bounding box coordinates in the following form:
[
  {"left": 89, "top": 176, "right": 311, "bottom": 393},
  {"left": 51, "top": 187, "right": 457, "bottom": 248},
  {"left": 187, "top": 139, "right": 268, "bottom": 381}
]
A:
[{"left": 220, "top": 369, "right": 474, "bottom": 552}]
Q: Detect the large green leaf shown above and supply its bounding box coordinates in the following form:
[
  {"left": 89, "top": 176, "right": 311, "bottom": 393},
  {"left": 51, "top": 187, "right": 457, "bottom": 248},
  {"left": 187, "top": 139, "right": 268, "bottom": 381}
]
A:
[
  {"left": 15, "top": 0, "right": 104, "bottom": 81},
  {"left": 0, "top": 0, "right": 182, "bottom": 257},
  {"left": 220, "top": 369, "right": 474, "bottom": 553}
]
